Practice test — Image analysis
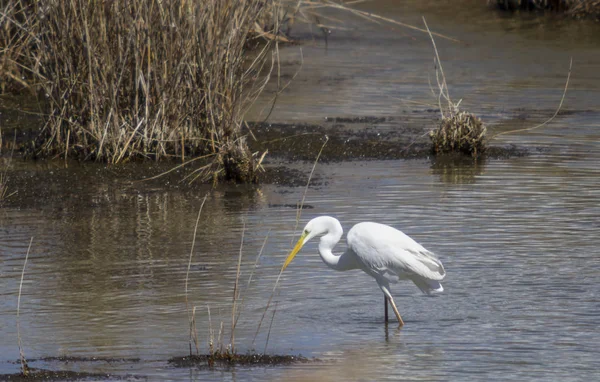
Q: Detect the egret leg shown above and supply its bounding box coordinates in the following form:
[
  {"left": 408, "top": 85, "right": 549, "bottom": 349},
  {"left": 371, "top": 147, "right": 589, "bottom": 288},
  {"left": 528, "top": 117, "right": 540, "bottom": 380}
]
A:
[
  {"left": 379, "top": 284, "right": 404, "bottom": 326},
  {"left": 384, "top": 295, "right": 389, "bottom": 323},
  {"left": 387, "top": 296, "right": 405, "bottom": 327}
]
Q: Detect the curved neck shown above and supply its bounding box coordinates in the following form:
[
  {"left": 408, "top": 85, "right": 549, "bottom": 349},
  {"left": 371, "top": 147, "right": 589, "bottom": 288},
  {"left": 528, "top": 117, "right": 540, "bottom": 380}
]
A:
[{"left": 317, "top": 226, "right": 358, "bottom": 272}]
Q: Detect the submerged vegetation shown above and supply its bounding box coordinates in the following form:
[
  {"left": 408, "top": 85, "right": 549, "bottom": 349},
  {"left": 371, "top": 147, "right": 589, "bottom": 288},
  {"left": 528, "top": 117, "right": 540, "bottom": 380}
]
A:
[{"left": 0, "top": 0, "right": 280, "bottom": 182}]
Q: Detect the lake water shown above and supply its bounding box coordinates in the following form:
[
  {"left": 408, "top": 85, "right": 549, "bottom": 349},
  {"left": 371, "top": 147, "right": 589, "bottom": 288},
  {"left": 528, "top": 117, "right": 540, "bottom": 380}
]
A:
[{"left": 1, "top": 0, "right": 600, "bottom": 380}]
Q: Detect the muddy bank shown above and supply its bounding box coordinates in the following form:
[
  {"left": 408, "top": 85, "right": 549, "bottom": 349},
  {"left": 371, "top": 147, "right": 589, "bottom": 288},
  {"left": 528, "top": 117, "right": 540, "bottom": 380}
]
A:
[
  {"left": 0, "top": 155, "right": 321, "bottom": 210},
  {"left": 0, "top": 354, "right": 309, "bottom": 381},
  {"left": 168, "top": 354, "right": 310, "bottom": 368},
  {"left": 248, "top": 116, "right": 529, "bottom": 163},
  {"left": 1, "top": 369, "right": 118, "bottom": 381},
  {"left": 2, "top": 357, "right": 142, "bottom": 381},
  {"left": 0, "top": 113, "right": 530, "bottom": 211},
  {"left": 1, "top": 105, "right": 534, "bottom": 212}
]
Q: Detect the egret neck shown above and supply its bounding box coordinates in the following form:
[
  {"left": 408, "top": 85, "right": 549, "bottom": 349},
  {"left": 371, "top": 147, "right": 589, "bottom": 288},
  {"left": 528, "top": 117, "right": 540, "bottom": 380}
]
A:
[{"left": 316, "top": 218, "right": 359, "bottom": 272}]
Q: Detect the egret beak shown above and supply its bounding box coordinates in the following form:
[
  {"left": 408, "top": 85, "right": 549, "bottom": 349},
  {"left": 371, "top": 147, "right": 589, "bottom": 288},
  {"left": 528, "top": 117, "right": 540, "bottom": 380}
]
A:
[{"left": 281, "top": 232, "right": 307, "bottom": 271}]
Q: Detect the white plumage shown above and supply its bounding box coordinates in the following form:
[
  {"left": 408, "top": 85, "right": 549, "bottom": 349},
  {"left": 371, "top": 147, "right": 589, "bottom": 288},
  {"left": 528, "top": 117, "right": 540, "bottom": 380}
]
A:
[{"left": 282, "top": 216, "right": 446, "bottom": 326}]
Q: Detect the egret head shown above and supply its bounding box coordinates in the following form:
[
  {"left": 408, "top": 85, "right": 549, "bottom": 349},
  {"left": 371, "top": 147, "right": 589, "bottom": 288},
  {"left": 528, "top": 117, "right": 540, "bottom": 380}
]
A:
[{"left": 281, "top": 216, "right": 340, "bottom": 271}]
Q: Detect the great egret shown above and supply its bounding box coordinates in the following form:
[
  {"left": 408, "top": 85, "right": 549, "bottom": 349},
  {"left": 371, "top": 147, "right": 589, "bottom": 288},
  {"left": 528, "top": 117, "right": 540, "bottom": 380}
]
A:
[{"left": 281, "top": 216, "right": 446, "bottom": 326}]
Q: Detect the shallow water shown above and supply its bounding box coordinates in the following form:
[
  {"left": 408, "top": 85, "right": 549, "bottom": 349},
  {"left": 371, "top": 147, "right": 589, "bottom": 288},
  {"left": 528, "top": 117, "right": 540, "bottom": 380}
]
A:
[{"left": 2, "top": 0, "right": 600, "bottom": 380}]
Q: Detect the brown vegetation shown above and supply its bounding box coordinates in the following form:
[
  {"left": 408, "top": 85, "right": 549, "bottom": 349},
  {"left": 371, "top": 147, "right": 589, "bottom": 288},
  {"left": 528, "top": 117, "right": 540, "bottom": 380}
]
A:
[
  {"left": 0, "top": 0, "right": 279, "bottom": 182},
  {"left": 430, "top": 111, "right": 487, "bottom": 156}
]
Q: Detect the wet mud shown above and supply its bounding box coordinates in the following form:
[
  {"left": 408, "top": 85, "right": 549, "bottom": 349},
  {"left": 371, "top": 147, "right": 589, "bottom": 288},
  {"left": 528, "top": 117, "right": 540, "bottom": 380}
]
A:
[
  {"left": 168, "top": 353, "right": 310, "bottom": 368},
  {"left": 1, "top": 369, "right": 119, "bottom": 381},
  {"left": 0, "top": 353, "right": 309, "bottom": 380},
  {"left": 1, "top": 357, "right": 145, "bottom": 381},
  {"left": 0, "top": 111, "right": 529, "bottom": 212},
  {"left": 248, "top": 116, "right": 530, "bottom": 163}
]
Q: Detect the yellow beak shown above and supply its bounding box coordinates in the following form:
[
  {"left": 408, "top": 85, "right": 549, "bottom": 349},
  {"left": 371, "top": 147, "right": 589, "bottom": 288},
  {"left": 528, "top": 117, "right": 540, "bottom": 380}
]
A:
[{"left": 281, "top": 232, "right": 307, "bottom": 271}]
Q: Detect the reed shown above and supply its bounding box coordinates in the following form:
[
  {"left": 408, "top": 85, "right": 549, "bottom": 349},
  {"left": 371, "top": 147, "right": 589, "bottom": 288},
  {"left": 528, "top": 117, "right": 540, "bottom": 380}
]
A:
[
  {"left": 17, "top": 238, "right": 34, "bottom": 376},
  {"left": 185, "top": 195, "right": 207, "bottom": 356},
  {"left": 0, "top": 0, "right": 277, "bottom": 182}
]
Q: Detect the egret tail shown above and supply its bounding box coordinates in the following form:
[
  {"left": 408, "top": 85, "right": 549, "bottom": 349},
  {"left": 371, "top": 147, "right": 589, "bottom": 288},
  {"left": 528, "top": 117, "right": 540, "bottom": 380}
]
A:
[{"left": 411, "top": 277, "right": 444, "bottom": 294}]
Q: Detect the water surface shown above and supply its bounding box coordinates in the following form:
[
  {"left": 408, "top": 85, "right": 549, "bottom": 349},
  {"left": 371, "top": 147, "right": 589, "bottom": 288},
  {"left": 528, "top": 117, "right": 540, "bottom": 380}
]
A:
[{"left": 1, "top": 0, "right": 600, "bottom": 380}]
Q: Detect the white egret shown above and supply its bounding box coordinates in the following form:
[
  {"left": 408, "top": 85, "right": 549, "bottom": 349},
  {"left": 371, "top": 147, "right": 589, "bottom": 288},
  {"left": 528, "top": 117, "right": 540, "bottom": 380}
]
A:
[{"left": 281, "top": 216, "right": 446, "bottom": 326}]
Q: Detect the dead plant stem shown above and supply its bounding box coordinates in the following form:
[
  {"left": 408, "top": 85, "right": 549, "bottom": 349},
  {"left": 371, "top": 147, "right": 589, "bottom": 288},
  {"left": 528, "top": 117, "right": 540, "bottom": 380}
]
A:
[
  {"left": 491, "top": 57, "right": 573, "bottom": 140},
  {"left": 17, "top": 237, "right": 33, "bottom": 376},
  {"left": 234, "top": 230, "right": 270, "bottom": 330},
  {"left": 422, "top": 17, "right": 453, "bottom": 117},
  {"left": 185, "top": 194, "right": 208, "bottom": 356},
  {"left": 230, "top": 219, "right": 246, "bottom": 354},
  {"left": 292, "top": 134, "right": 329, "bottom": 245}
]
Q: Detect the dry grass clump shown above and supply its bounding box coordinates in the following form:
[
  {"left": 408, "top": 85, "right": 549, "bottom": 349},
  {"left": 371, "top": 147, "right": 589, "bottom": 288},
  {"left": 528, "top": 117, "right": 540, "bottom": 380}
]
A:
[
  {"left": 0, "top": 0, "right": 279, "bottom": 182},
  {"left": 567, "top": 0, "right": 600, "bottom": 18},
  {"left": 430, "top": 111, "right": 487, "bottom": 156}
]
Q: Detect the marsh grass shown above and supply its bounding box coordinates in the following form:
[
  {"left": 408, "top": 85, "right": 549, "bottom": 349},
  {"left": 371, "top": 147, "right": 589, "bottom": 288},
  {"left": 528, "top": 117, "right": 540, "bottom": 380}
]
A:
[
  {"left": 1, "top": 0, "right": 461, "bottom": 182},
  {"left": 182, "top": 138, "right": 329, "bottom": 361},
  {"left": 0, "top": 0, "right": 279, "bottom": 182}
]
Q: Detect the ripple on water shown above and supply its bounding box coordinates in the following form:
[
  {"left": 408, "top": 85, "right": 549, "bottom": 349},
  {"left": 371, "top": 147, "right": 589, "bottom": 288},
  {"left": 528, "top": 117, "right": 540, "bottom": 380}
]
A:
[{"left": 2, "top": 0, "right": 600, "bottom": 380}]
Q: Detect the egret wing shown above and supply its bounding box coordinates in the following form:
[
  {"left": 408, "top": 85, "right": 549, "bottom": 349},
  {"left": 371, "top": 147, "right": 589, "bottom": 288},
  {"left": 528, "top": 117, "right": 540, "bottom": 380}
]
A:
[{"left": 347, "top": 222, "right": 446, "bottom": 281}]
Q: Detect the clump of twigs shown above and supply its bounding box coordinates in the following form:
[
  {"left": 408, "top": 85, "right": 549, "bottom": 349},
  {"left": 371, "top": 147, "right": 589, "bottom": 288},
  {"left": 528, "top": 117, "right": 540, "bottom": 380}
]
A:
[
  {"left": 423, "top": 18, "right": 487, "bottom": 156},
  {"left": 0, "top": 0, "right": 279, "bottom": 183},
  {"left": 430, "top": 111, "right": 487, "bottom": 156}
]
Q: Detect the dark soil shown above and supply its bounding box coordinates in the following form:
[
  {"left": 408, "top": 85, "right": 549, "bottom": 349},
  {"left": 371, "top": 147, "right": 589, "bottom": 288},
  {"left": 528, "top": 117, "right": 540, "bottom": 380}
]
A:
[
  {"left": 0, "top": 111, "right": 530, "bottom": 212},
  {"left": 168, "top": 353, "right": 310, "bottom": 368},
  {"left": 248, "top": 116, "right": 529, "bottom": 163},
  {"left": 1, "top": 357, "right": 144, "bottom": 381},
  {"left": 36, "top": 356, "right": 141, "bottom": 363},
  {"left": 0, "top": 369, "right": 129, "bottom": 381}
]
